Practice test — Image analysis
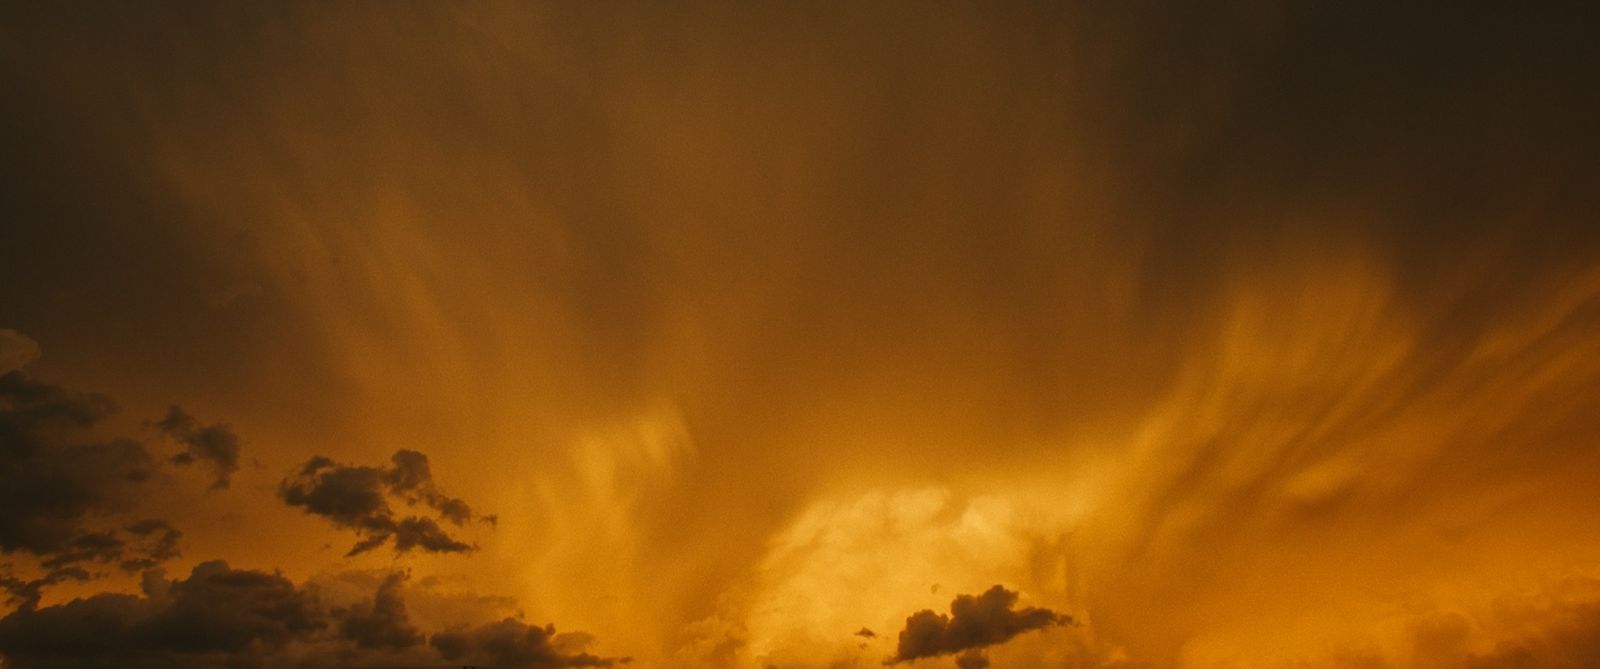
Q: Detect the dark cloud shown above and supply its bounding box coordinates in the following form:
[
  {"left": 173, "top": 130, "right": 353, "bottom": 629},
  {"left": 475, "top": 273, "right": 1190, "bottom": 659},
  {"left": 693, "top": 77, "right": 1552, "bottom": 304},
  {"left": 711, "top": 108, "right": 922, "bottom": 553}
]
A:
[
  {"left": 0, "top": 560, "right": 623, "bottom": 669},
  {"left": 954, "top": 649, "right": 989, "bottom": 669},
  {"left": 0, "top": 560, "right": 324, "bottom": 669},
  {"left": 154, "top": 406, "right": 241, "bottom": 490},
  {"left": 431, "top": 617, "right": 629, "bottom": 669},
  {"left": 1460, "top": 580, "right": 1600, "bottom": 669},
  {"left": 886, "top": 585, "right": 1070, "bottom": 665},
  {"left": 119, "top": 519, "right": 183, "bottom": 573},
  {"left": 0, "top": 366, "right": 186, "bottom": 606},
  {"left": 336, "top": 571, "right": 424, "bottom": 650},
  {"left": 0, "top": 370, "right": 149, "bottom": 558},
  {"left": 279, "top": 449, "right": 484, "bottom": 556},
  {"left": 856, "top": 627, "right": 877, "bottom": 638}
]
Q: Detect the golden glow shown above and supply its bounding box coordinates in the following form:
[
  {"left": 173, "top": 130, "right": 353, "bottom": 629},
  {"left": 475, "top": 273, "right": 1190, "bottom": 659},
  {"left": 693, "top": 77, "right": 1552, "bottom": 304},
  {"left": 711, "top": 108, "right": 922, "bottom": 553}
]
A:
[{"left": 2, "top": 3, "right": 1599, "bottom": 667}]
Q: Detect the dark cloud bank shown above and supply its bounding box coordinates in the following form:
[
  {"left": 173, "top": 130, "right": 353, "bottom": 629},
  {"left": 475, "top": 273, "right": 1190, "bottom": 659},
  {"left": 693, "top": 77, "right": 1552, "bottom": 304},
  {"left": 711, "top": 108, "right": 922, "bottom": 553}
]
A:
[
  {"left": 155, "top": 405, "right": 242, "bottom": 490},
  {"left": 0, "top": 366, "right": 196, "bottom": 609},
  {"left": 0, "top": 335, "right": 617, "bottom": 668},
  {"left": 0, "top": 561, "right": 624, "bottom": 669},
  {"left": 885, "top": 585, "right": 1070, "bottom": 667}
]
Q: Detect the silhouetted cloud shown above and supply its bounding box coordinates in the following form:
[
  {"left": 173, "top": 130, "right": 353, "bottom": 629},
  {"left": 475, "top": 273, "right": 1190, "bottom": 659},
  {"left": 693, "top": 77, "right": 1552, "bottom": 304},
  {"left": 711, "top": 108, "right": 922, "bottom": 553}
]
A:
[
  {"left": 856, "top": 627, "right": 877, "bottom": 638},
  {"left": 954, "top": 649, "right": 989, "bottom": 669},
  {"left": 431, "top": 617, "right": 629, "bottom": 668},
  {"left": 154, "top": 406, "right": 241, "bottom": 490},
  {"left": 0, "top": 560, "right": 324, "bottom": 669},
  {"left": 886, "top": 585, "right": 1070, "bottom": 665},
  {"left": 0, "top": 364, "right": 188, "bottom": 607},
  {"left": 280, "top": 449, "right": 484, "bottom": 555},
  {"left": 336, "top": 571, "right": 424, "bottom": 650}
]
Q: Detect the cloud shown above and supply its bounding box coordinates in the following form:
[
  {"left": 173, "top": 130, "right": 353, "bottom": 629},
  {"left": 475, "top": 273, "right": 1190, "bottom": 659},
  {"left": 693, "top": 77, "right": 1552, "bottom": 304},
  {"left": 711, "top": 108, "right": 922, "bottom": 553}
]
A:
[
  {"left": 856, "top": 627, "right": 877, "bottom": 638},
  {"left": 954, "top": 649, "right": 988, "bottom": 669},
  {"left": 1458, "top": 577, "right": 1600, "bottom": 668},
  {"left": 886, "top": 585, "right": 1070, "bottom": 665},
  {"left": 0, "top": 329, "right": 39, "bottom": 374},
  {"left": 335, "top": 571, "right": 424, "bottom": 650},
  {"left": 431, "top": 617, "right": 629, "bottom": 668},
  {"left": 0, "top": 366, "right": 185, "bottom": 606},
  {"left": 0, "top": 560, "right": 324, "bottom": 669},
  {"left": 279, "top": 449, "right": 484, "bottom": 555},
  {"left": 153, "top": 406, "right": 241, "bottom": 490},
  {"left": 0, "top": 560, "right": 625, "bottom": 669}
]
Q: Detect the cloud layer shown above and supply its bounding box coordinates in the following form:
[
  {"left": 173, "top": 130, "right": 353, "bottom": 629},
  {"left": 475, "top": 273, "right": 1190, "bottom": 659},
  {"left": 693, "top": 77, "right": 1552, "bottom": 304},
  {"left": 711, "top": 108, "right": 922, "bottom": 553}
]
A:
[
  {"left": 0, "top": 561, "right": 624, "bottom": 669},
  {"left": 887, "top": 585, "right": 1070, "bottom": 665}
]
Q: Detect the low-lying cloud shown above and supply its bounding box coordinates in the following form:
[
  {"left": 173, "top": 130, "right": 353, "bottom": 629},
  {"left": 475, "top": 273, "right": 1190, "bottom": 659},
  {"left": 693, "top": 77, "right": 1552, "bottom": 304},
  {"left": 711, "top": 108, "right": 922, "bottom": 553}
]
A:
[{"left": 0, "top": 559, "right": 626, "bottom": 669}]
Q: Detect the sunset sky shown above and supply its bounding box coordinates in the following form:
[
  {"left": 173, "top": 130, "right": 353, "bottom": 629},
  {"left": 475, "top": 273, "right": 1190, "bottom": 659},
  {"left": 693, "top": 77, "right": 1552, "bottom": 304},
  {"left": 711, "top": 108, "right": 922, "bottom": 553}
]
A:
[{"left": 3, "top": 3, "right": 1600, "bottom": 668}]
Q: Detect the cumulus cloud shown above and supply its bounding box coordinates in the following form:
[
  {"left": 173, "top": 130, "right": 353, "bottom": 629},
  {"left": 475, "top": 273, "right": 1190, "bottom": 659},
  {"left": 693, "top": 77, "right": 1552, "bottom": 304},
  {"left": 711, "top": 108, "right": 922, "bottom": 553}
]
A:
[
  {"left": 0, "top": 560, "right": 324, "bottom": 669},
  {"left": 153, "top": 406, "right": 241, "bottom": 490},
  {"left": 431, "top": 617, "right": 629, "bottom": 668},
  {"left": 279, "top": 449, "right": 484, "bottom": 556},
  {"left": 954, "top": 649, "right": 988, "bottom": 669},
  {"left": 0, "top": 560, "right": 622, "bottom": 669},
  {"left": 1457, "top": 577, "right": 1600, "bottom": 668},
  {"left": 0, "top": 366, "right": 187, "bottom": 606},
  {"left": 335, "top": 571, "right": 424, "bottom": 650},
  {"left": 886, "top": 585, "right": 1070, "bottom": 665}
]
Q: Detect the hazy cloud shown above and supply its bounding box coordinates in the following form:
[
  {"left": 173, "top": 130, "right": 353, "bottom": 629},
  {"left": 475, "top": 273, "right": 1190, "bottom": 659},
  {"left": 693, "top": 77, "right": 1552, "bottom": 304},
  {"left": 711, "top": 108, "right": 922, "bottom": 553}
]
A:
[
  {"left": 1460, "top": 578, "right": 1600, "bottom": 668},
  {"left": 0, "top": 329, "right": 39, "bottom": 374},
  {"left": 886, "top": 585, "right": 1070, "bottom": 665},
  {"left": 431, "top": 617, "right": 629, "bottom": 668},
  {"left": 0, "top": 560, "right": 623, "bottom": 669},
  {"left": 336, "top": 571, "right": 424, "bottom": 650},
  {"left": 154, "top": 406, "right": 241, "bottom": 490},
  {"left": 280, "top": 449, "right": 484, "bottom": 555}
]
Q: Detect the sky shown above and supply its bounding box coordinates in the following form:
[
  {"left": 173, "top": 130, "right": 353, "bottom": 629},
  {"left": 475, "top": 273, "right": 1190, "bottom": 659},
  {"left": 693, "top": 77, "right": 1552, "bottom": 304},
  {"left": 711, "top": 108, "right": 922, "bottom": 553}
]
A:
[{"left": 2, "top": 2, "right": 1599, "bottom": 668}]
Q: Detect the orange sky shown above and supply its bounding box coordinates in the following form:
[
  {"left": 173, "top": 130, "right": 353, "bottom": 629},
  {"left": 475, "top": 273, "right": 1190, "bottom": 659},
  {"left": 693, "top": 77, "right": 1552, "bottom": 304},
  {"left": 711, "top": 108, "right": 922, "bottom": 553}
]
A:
[{"left": 3, "top": 3, "right": 1600, "bottom": 668}]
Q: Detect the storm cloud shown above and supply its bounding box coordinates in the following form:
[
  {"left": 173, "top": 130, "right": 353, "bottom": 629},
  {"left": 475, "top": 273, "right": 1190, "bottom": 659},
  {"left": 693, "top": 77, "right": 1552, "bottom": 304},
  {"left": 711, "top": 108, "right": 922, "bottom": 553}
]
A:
[
  {"left": 279, "top": 450, "right": 483, "bottom": 556},
  {"left": 886, "top": 585, "right": 1070, "bottom": 665},
  {"left": 2, "top": 2, "right": 1599, "bottom": 666}
]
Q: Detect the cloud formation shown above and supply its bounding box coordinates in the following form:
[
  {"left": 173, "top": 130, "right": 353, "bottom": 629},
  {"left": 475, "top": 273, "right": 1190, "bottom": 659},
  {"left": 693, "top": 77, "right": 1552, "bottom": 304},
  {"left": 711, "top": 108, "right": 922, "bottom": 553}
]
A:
[
  {"left": 154, "top": 406, "right": 241, "bottom": 490},
  {"left": 886, "top": 585, "right": 1069, "bottom": 665},
  {"left": 0, "top": 366, "right": 185, "bottom": 607},
  {"left": 0, "top": 560, "right": 624, "bottom": 669},
  {"left": 431, "top": 617, "right": 629, "bottom": 668},
  {"left": 279, "top": 449, "right": 483, "bottom": 556},
  {"left": 335, "top": 571, "right": 424, "bottom": 650},
  {"left": 0, "top": 560, "right": 324, "bottom": 669}
]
